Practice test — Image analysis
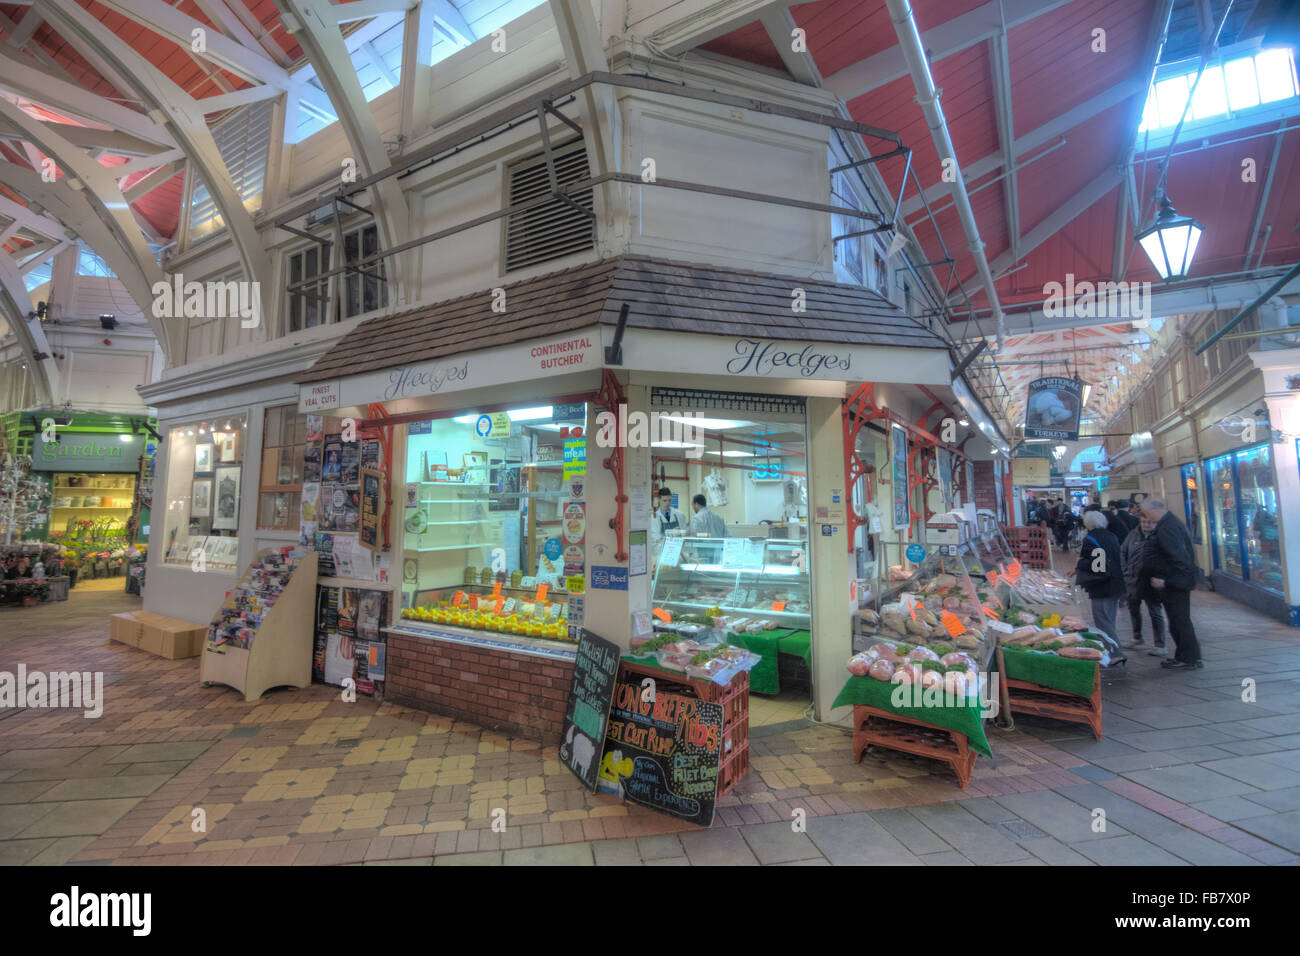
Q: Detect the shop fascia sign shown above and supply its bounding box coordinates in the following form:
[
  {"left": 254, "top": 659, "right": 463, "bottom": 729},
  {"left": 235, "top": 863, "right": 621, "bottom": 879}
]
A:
[
  {"left": 305, "top": 330, "right": 603, "bottom": 410},
  {"left": 31, "top": 432, "right": 142, "bottom": 472},
  {"left": 617, "top": 328, "right": 952, "bottom": 385}
]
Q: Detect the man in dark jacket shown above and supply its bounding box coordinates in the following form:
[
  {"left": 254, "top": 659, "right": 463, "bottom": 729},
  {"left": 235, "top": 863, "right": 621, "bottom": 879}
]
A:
[
  {"left": 1108, "top": 500, "right": 1137, "bottom": 539},
  {"left": 1139, "top": 498, "right": 1202, "bottom": 669}
]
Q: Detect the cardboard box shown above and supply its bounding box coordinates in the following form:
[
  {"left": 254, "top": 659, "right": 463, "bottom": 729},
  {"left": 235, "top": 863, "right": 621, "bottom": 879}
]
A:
[
  {"left": 134, "top": 613, "right": 207, "bottom": 660},
  {"left": 109, "top": 611, "right": 143, "bottom": 648}
]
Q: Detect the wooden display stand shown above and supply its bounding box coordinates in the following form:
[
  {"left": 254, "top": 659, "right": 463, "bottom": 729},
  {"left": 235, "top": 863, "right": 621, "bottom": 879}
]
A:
[
  {"left": 201, "top": 551, "right": 318, "bottom": 702},
  {"left": 996, "top": 647, "right": 1102, "bottom": 740},
  {"left": 617, "top": 658, "right": 751, "bottom": 796},
  {"left": 852, "top": 705, "right": 979, "bottom": 789}
]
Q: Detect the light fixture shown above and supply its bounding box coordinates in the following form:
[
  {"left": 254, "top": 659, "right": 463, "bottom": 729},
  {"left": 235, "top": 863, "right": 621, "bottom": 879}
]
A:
[
  {"left": 659, "top": 415, "right": 754, "bottom": 430},
  {"left": 706, "top": 450, "right": 755, "bottom": 457},
  {"left": 119, "top": 434, "right": 133, "bottom": 442},
  {"left": 958, "top": 417, "right": 970, "bottom": 427},
  {"left": 1136, "top": 192, "right": 1204, "bottom": 281},
  {"left": 651, "top": 441, "right": 704, "bottom": 449},
  {"left": 99, "top": 314, "right": 117, "bottom": 330}
]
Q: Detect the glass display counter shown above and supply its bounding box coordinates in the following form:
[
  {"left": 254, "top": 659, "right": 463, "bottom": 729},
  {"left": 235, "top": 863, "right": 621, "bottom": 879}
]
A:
[{"left": 650, "top": 535, "right": 810, "bottom": 630}]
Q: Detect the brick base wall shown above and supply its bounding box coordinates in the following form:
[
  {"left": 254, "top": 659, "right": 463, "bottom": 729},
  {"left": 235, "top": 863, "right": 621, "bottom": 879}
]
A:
[
  {"left": 386, "top": 632, "right": 574, "bottom": 745},
  {"left": 973, "top": 460, "right": 998, "bottom": 512}
]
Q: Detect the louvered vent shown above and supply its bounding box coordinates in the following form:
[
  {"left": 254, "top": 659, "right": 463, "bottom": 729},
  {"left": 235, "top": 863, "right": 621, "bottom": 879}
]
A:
[{"left": 504, "top": 139, "right": 594, "bottom": 273}]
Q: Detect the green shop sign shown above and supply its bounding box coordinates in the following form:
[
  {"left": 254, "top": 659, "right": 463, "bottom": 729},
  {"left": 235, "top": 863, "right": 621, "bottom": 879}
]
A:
[{"left": 31, "top": 433, "right": 143, "bottom": 473}]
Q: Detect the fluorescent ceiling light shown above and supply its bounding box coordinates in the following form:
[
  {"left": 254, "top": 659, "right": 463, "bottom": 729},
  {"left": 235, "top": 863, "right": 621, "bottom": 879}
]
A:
[
  {"left": 652, "top": 441, "right": 704, "bottom": 448},
  {"left": 451, "top": 405, "right": 555, "bottom": 425},
  {"left": 660, "top": 415, "right": 753, "bottom": 430},
  {"left": 1024, "top": 439, "right": 1051, "bottom": 444},
  {"left": 707, "top": 450, "right": 755, "bottom": 457}
]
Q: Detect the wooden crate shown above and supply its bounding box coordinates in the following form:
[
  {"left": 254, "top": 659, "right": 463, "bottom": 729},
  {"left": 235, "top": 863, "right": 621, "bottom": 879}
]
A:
[
  {"left": 997, "top": 648, "right": 1102, "bottom": 740},
  {"left": 851, "top": 704, "right": 979, "bottom": 789}
]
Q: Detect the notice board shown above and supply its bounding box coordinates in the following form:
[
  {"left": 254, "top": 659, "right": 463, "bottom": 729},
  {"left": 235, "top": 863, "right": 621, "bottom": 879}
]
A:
[
  {"left": 599, "top": 681, "right": 723, "bottom": 827},
  {"left": 558, "top": 630, "right": 621, "bottom": 790}
]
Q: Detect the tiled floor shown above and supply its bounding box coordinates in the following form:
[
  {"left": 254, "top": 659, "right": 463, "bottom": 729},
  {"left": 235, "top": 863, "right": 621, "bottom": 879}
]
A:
[
  {"left": 0, "top": 580, "right": 1298, "bottom": 866},
  {"left": 748, "top": 688, "right": 809, "bottom": 727}
]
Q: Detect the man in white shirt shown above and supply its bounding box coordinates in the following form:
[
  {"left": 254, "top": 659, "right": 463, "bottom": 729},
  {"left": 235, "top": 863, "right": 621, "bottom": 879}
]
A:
[
  {"left": 650, "top": 487, "right": 687, "bottom": 544},
  {"left": 689, "top": 494, "right": 728, "bottom": 537}
]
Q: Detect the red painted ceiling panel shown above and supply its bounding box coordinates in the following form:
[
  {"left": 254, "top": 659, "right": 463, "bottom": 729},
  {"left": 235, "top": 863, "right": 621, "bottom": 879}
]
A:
[
  {"left": 699, "top": 20, "right": 786, "bottom": 72},
  {"left": 796, "top": 0, "right": 989, "bottom": 79}
]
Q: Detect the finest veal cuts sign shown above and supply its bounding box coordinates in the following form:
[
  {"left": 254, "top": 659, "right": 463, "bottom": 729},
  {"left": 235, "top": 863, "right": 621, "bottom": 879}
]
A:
[
  {"left": 598, "top": 681, "right": 723, "bottom": 827},
  {"left": 558, "top": 630, "right": 621, "bottom": 790}
]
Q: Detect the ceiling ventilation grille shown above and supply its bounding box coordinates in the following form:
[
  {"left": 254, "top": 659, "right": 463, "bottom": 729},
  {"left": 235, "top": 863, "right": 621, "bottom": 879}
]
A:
[{"left": 504, "top": 138, "right": 593, "bottom": 273}]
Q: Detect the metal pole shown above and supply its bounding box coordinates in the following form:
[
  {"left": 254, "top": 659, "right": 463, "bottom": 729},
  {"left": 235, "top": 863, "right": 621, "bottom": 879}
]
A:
[{"left": 1196, "top": 260, "right": 1300, "bottom": 355}]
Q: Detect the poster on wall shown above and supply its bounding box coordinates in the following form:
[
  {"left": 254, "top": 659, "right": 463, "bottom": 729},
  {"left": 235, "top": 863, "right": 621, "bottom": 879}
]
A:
[
  {"left": 359, "top": 468, "right": 382, "bottom": 552},
  {"left": 191, "top": 479, "right": 212, "bottom": 518},
  {"left": 212, "top": 465, "right": 241, "bottom": 531},
  {"left": 1024, "top": 376, "right": 1083, "bottom": 441},
  {"left": 598, "top": 682, "right": 723, "bottom": 827},
  {"left": 890, "top": 423, "right": 910, "bottom": 531}
]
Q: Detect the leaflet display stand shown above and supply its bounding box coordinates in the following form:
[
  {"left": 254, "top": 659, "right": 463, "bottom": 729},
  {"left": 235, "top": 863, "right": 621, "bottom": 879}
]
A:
[{"left": 201, "top": 549, "right": 318, "bottom": 702}]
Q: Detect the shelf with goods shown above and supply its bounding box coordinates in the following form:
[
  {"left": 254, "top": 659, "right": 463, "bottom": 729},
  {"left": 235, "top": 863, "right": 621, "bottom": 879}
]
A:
[{"left": 200, "top": 548, "right": 318, "bottom": 702}]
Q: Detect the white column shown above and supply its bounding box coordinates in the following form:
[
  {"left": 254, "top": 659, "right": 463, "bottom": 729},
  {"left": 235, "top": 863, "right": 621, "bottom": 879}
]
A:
[{"left": 806, "top": 395, "right": 851, "bottom": 723}]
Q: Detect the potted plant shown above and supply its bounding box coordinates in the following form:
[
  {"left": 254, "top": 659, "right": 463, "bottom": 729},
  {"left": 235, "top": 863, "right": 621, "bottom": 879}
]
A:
[{"left": 16, "top": 580, "right": 50, "bottom": 607}]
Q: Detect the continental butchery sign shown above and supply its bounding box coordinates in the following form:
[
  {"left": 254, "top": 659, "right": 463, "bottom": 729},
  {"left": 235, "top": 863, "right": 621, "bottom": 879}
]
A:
[{"left": 1024, "top": 377, "right": 1083, "bottom": 441}]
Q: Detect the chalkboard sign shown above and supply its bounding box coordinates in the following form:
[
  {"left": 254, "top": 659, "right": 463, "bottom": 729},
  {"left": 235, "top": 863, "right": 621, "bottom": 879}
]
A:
[
  {"left": 599, "top": 681, "right": 723, "bottom": 827},
  {"left": 558, "top": 630, "right": 621, "bottom": 790}
]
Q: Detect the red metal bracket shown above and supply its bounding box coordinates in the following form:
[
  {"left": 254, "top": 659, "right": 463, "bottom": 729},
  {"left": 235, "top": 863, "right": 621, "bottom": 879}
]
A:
[
  {"left": 367, "top": 402, "right": 395, "bottom": 552},
  {"left": 594, "top": 369, "right": 628, "bottom": 562},
  {"left": 842, "top": 383, "right": 884, "bottom": 552}
]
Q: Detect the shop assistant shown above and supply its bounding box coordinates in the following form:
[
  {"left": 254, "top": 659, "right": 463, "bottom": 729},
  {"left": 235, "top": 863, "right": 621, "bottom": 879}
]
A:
[{"left": 651, "top": 486, "right": 688, "bottom": 542}]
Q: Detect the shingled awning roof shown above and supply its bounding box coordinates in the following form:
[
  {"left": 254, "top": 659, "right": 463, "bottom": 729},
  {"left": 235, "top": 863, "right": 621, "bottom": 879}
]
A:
[{"left": 297, "top": 254, "right": 947, "bottom": 385}]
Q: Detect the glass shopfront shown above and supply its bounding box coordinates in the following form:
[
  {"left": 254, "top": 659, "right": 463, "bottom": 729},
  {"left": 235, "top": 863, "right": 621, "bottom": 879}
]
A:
[
  {"left": 399, "top": 402, "right": 586, "bottom": 643},
  {"left": 1205, "top": 444, "right": 1281, "bottom": 592},
  {"left": 161, "top": 416, "right": 247, "bottom": 571}
]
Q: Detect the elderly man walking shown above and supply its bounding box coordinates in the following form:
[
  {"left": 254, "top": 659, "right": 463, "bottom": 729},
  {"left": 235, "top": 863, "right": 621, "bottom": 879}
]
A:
[{"left": 1139, "top": 498, "right": 1202, "bottom": 670}]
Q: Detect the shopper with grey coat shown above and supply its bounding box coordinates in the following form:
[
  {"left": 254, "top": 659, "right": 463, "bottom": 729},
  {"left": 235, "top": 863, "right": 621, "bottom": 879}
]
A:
[{"left": 1120, "top": 522, "right": 1167, "bottom": 656}]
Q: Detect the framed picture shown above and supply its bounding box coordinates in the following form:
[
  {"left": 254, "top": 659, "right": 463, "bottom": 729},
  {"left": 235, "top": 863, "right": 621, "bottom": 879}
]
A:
[
  {"left": 219, "top": 432, "right": 238, "bottom": 463},
  {"left": 212, "top": 464, "right": 241, "bottom": 531},
  {"left": 191, "top": 479, "right": 212, "bottom": 518},
  {"left": 194, "top": 443, "right": 214, "bottom": 475}
]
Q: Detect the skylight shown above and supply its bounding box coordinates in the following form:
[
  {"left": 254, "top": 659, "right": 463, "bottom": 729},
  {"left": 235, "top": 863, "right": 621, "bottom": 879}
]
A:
[
  {"left": 1138, "top": 47, "right": 1299, "bottom": 136},
  {"left": 77, "top": 248, "right": 116, "bottom": 278}
]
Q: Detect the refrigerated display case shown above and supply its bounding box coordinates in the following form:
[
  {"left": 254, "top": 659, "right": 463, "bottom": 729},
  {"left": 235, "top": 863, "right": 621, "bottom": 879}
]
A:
[{"left": 650, "top": 536, "right": 810, "bottom": 629}]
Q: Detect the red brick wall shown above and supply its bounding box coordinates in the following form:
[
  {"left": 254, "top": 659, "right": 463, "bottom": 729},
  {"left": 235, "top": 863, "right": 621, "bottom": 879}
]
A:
[
  {"left": 972, "top": 460, "right": 998, "bottom": 511},
  {"left": 386, "top": 632, "right": 574, "bottom": 745}
]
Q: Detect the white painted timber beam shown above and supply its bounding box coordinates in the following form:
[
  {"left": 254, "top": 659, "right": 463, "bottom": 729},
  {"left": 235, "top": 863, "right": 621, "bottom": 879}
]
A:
[
  {"left": 902, "top": 78, "right": 1143, "bottom": 218},
  {"left": 190, "top": 0, "right": 294, "bottom": 68},
  {"left": 0, "top": 108, "right": 177, "bottom": 359},
  {"left": 0, "top": 251, "right": 55, "bottom": 403},
  {"left": 399, "top": 0, "right": 437, "bottom": 141},
  {"left": 278, "top": 0, "right": 411, "bottom": 301},
  {"left": 427, "top": 0, "right": 476, "bottom": 46},
  {"left": 40, "top": 0, "right": 271, "bottom": 341},
  {"left": 0, "top": 194, "right": 69, "bottom": 240},
  {"left": 632, "top": 0, "right": 790, "bottom": 56},
  {"left": 760, "top": 6, "right": 821, "bottom": 86},
  {"left": 109, "top": 149, "right": 187, "bottom": 180},
  {"left": 123, "top": 160, "right": 186, "bottom": 203},
  {"left": 824, "top": 0, "right": 1074, "bottom": 101},
  {"left": 330, "top": 0, "right": 418, "bottom": 24},
  {"left": 196, "top": 84, "right": 284, "bottom": 114},
  {"left": 7, "top": 10, "right": 41, "bottom": 45},
  {"left": 89, "top": 0, "right": 336, "bottom": 118},
  {"left": 989, "top": 31, "right": 1019, "bottom": 265},
  {"left": 0, "top": 120, "right": 162, "bottom": 157},
  {"left": 0, "top": 54, "right": 174, "bottom": 146},
  {"left": 986, "top": 168, "right": 1123, "bottom": 281},
  {"left": 18, "top": 237, "right": 71, "bottom": 273}
]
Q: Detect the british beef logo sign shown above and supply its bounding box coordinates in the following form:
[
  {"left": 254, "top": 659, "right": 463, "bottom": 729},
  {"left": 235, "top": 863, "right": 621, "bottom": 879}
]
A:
[{"left": 1024, "top": 377, "right": 1083, "bottom": 441}]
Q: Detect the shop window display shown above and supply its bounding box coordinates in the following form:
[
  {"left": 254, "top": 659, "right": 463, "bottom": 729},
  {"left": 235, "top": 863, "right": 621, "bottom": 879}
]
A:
[
  {"left": 161, "top": 416, "right": 246, "bottom": 571},
  {"left": 398, "top": 403, "right": 585, "bottom": 642},
  {"left": 1205, "top": 444, "right": 1279, "bottom": 590},
  {"left": 1180, "top": 463, "right": 1202, "bottom": 544}
]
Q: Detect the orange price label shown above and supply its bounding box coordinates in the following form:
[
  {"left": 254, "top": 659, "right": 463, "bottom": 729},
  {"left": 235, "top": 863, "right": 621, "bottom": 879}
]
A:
[
  {"left": 467, "top": 594, "right": 480, "bottom": 610},
  {"left": 771, "top": 601, "right": 786, "bottom": 612},
  {"left": 493, "top": 581, "right": 503, "bottom": 597},
  {"left": 452, "top": 590, "right": 466, "bottom": 606},
  {"left": 986, "top": 570, "right": 999, "bottom": 585},
  {"left": 652, "top": 607, "right": 672, "bottom": 623},
  {"left": 939, "top": 610, "right": 967, "bottom": 637},
  {"left": 493, "top": 596, "right": 506, "bottom": 615},
  {"left": 535, "top": 584, "right": 549, "bottom": 602},
  {"left": 982, "top": 605, "right": 999, "bottom": 620}
]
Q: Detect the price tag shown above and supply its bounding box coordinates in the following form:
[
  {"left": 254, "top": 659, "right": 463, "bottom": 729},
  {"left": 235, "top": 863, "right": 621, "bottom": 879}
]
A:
[
  {"left": 493, "top": 596, "right": 506, "bottom": 615},
  {"left": 452, "top": 590, "right": 466, "bottom": 606},
  {"left": 771, "top": 601, "right": 786, "bottom": 612},
  {"left": 493, "top": 581, "right": 502, "bottom": 597},
  {"left": 652, "top": 607, "right": 672, "bottom": 623},
  {"left": 981, "top": 605, "right": 999, "bottom": 620},
  {"left": 535, "top": 584, "right": 549, "bottom": 602},
  {"left": 939, "top": 610, "right": 967, "bottom": 637},
  {"left": 467, "top": 594, "right": 480, "bottom": 610},
  {"left": 986, "top": 570, "right": 999, "bottom": 585}
]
